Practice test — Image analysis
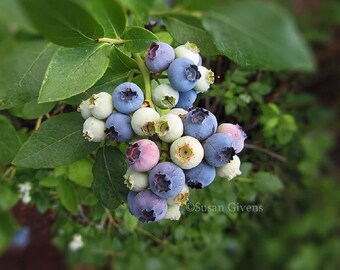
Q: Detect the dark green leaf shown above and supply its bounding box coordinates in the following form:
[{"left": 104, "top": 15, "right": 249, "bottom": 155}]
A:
[
  {"left": 86, "top": 0, "right": 127, "bottom": 38},
  {"left": 110, "top": 46, "right": 138, "bottom": 73},
  {"left": 0, "top": 115, "right": 22, "bottom": 163},
  {"left": 10, "top": 98, "right": 55, "bottom": 120},
  {"left": 0, "top": 211, "right": 18, "bottom": 254},
  {"left": 119, "top": 0, "right": 153, "bottom": 26},
  {"left": 57, "top": 179, "right": 79, "bottom": 214},
  {"left": 92, "top": 146, "right": 128, "bottom": 209},
  {"left": 13, "top": 112, "right": 99, "bottom": 169},
  {"left": 123, "top": 26, "right": 158, "bottom": 53},
  {"left": 163, "top": 15, "right": 220, "bottom": 55},
  {"left": 0, "top": 183, "right": 19, "bottom": 211},
  {"left": 20, "top": 0, "right": 104, "bottom": 47},
  {"left": 0, "top": 41, "right": 57, "bottom": 109},
  {"left": 38, "top": 44, "right": 110, "bottom": 103},
  {"left": 203, "top": 1, "right": 315, "bottom": 71},
  {"left": 253, "top": 171, "right": 283, "bottom": 193}
]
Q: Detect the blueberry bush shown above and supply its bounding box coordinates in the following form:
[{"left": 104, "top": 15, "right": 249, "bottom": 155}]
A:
[{"left": 0, "top": 0, "right": 339, "bottom": 269}]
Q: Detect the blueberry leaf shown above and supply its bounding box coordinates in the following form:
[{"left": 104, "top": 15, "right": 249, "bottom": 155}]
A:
[
  {"left": 0, "top": 115, "right": 22, "bottom": 164},
  {"left": 57, "top": 179, "right": 79, "bottom": 214},
  {"left": 0, "top": 40, "right": 57, "bottom": 110},
  {"left": 253, "top": 172, "right": 283, "bottom": 193},
  {"left": 203, "top": 1, "right": 315, "bottom": 71},
  {"left": 110, "top": 46, "right": 138, "bottom": 73},
  {"left": 13, "top": 112, "right": 99, "bottom": 169},
  {"left": 162, "top": 15, "right": 220, "bottom": 55},
  {"left": 19, "top": 0, "right": 104, "bottom": 47},
  {"left": 92, "top": 146, "right": 129, "bottom": 210},
  {"left": 86, "top": 0, "right": 127, "bottom": 38},
  {"left": 123, "top": 26, "right": 159, "bottom": 53},
  {"left": 38, "top": 44, "right": 110, "bottom": 103}
]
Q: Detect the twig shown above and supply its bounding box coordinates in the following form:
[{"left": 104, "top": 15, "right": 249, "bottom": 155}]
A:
[
  {"left": 266, "top": 72, "right": 299, "bottom": 102},
  {"left": 136, "top": 227, "right": 167, "bottom": 245},
  {"left": 34, "top": 116, "right": 43, "bottom": 130},
  {"left": 105, "top": 208, "right": 120, "bottom": 229},
  {"left": 244, "top": 143, "right": 288, "bottom": 162}
]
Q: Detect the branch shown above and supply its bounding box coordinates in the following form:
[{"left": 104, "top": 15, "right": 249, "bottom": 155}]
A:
[{"left": 244, "top": 143, "right": 288, "bottom": 163}]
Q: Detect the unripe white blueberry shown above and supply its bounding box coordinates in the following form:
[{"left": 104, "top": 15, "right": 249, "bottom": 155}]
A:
[
  {"left": 170, "top": 136, "right": 204, "bottom": 169},
  {"left": 164, "top": 204, "right": 181, "bottom": 220},
  {"left": 123, "top": 167, "right": 149, "bottom": 192},
  {"left": 175, "top": 42, "right": 200, "bottom": 65},
  {"left": 155, "top": 114, "right": 183, "bottom": 143},
  {"left": 83, "top": 117, "right": 106, "bottom": 142},
  {"left": 169, "top": 108, "right": 188, "bottom": 119},
  {"left": 167, "top": 184, "right": 189, "bottom": 206},
  {"left": 152, "top": 84, "right": 179, "bottom": 109},
  {"left": 89, "top": 92, "right": 113, "bottom": 119},
  {"left": 216, "top": 155, "right": 242, "bottom": 180},
  {"left": 194, "top": 66, "right": 215, "bottom": 93},
  {"left": 131, "top": 108, "right": 160, "bottom": 136},
  {"left": 77, "top": 99, "right": 92, "bottom": 119}
]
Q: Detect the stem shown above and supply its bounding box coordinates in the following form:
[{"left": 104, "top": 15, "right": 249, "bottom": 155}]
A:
[
  {"left": 96, "top": 38, "right": 125, "bottom": 44},
  {"left": 150, "top": 10, "right": 203, "bottom": 18},
  {"left": 133, "top": 53, "right": 154, "bottom": 107},
  {"left": 244, "top": 143, "right": 288, "bottom": 163}
]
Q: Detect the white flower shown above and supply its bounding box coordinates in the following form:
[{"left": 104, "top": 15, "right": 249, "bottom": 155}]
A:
[
  {"left": 17, "top": 182, "right": 32, "bottom": 204},
  {"left": 68, "top": 234, "right": 84, "bottom": 251}
]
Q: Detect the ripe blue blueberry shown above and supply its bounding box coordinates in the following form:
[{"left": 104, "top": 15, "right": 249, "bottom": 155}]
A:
[
  {"left": 112, "top": 82, "right": 144, "bottom": 114},
  {"left": 149, "top": 162, "right": 185, "bottom": 199},
  {"left": 127, "top": 190, "right": 138, "bottom": 215},
  {"left": 145, "top": 42, "right": 175, "bottom": 73},
  {"left": 152, "top": 84, "right": 179, "bottom": 109},
  {"left": 105, "top": 113, "right": 133, "bottom": 142},
  {"left": 184, "top": 161, "right": 216, "bottom": 189},
  {"left": 175, "top": 89, "right": 197, "bottom": 110},
  {"left": 130, "top": 189, "right": 167, "bottom": 223},
  {"left": 183, "top": 107, "right": 217, "bottom": 141},
  {"left": 203, "top": 133, "right": 236, "bottom": 167},
  {"left": 168, "top": 57, "right": 201, "bottom": 92}
]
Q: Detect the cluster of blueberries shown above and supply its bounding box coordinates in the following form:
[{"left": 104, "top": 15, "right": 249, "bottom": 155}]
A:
[{"left": 79, "top": 41, "right": 247, "bottom": 223}]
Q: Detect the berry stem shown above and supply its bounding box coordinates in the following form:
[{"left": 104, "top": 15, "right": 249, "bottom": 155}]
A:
[
  {"left": 133, "top": 53, "right": 154, "bottom": 108},
  {"left": 96, "top": 38, "right": 125, "bottom": 44}
]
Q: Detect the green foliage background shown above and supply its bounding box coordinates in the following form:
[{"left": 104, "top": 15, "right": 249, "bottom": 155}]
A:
[{"left": 0, "top": 0, "right": 339, "bottom": 269}]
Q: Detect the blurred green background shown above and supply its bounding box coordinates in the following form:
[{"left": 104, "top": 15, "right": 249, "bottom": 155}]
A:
[{"left": 0, "top": 0, "right": 339, "bottom": 269}]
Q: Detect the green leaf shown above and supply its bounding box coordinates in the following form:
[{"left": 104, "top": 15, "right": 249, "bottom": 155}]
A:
[
  {"left": 13, "top": 112, "right": 99, "bottom": 169},
  {"left": 57, "top": 179, "right": 79, "bottom": 214},
  {"left": 253, "top": 171, "right": 283, "bottom": 193},
  {"left": 0, "top": 41, "right": 57, "bottom": 109},
  {"left": 38, "top": 44, "right": 110, "bottom": 103},
  {"left": 10, "top": 98, "right": 55, "bottom": 120},
  {"left": 39, "top": 175, "right": 63, "bottom": 187},
  {"left": 123, "top": 26, "right": 159, "bottom": 53},
  {"left": 118, "top": 0, "right": 153, "bottom": 26},
  {"left": 20, "top": 0, "right": 104, "bottom": 47},
  {"left": 0, "top": 183, "right": 19, "bottom": 211},
  {"left": 86, "top": 0, "right": 127, "bottom": 38},
  {"left": 203, "top": 1, "right": 315, "bottom": 71},
  {"left": 0, "top": 115, "right": 22, "bottom": 163},
  {"left": 110, "top": 46, "right": 138, "bottom": 73},
  {"left": 92, "top": 146, "right": 128, "bottom": 209},
  {"left": 0, "top": 211, "right": 17, "bottom": 254},
  {"left": 163, "top": 15, "right": 220, "bottom": 55},
  {"left": 68, "top": 158, "right": 93, "bottom": 188}
]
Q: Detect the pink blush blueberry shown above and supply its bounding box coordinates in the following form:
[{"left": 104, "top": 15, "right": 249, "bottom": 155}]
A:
[{"left": 217, "top": 123, "right": 247, "bottom": 153}]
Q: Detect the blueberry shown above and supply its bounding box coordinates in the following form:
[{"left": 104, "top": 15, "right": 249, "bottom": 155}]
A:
[
  {"left": 184, "top": 161, "right": 216, "bottom": 189},
  {"left": 112, "top": 82, "right": 144, "bottom": 114},
  {"left": 127, "top": 190, "right": 138, "bottom": 215},
  {"left": 145, "top": 42, "right": 175, "bottom": 73},
  {"left": 183, "top": 107, "right": 217, "bottom": 141},
  {"left": 126, "top": 139, "right": 160, "bottom": 172},
  {"left": 89, "top": 92, "right": 113, "bottom": 119},
  {"left": 170, "top": 136, "right": 204, "bottom": 169},
  {"left": 174, "top": 42, "right": 200, "bottom": 65},
  {"left": 167, "top": 184, "right": 189, "bottom": 206},
  {"left": 169, "top": 108, "right": 188, "bottom": 119},
  {"left": 155, "top": 113, "right": 183, "bottom": 143},
  {"left": 216, "top": 155, "right": 241, "bottom": 180},
  {"left": 152, "top": 84, "right": 179, "bottom": 109},
  {"left": 131, "top": 107, "right": 160, "bottom": 137},
  {"left": 168, "top": 58, "right": 201, "bottom": 92},
  {"left": 105, "top": 113, "right": 133, "bottom": 142},
  {"left": 175, "top": 89, "right": 197, "bottom": 110},
  {"left": 194, "top": 66, "right": 215, "bottom": 93},
  {"left": 203, "top": 133, "right": 235, "bottom": 167},
  {"left": 83, "top": 117, "right": 106, "bottom": 142},
  {"left": 124, "top": 167, "right": 149, "bottom": 192},
  {"left": 217, "top": 123, "right": 247, "bottom": 153},
  {"left": 164, "top": 205, "right": 181, "bottom": 220},
  {"left": 78, "top": 99, "right": 92, "bottom": 119},
  {"left": 130, "top": 190, "right": 168, "bottom": 223},
  {"left": 149, "top": 162, "right": 185, "bottom": 199}
]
